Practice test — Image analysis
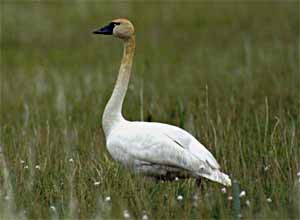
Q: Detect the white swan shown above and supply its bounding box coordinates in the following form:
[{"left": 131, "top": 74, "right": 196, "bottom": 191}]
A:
[{"left": 93, "top": 18, "right": 231, "bottom": 186}]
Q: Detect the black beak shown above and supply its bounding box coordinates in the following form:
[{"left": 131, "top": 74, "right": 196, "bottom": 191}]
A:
[{"left": 93, "top": 23, "right": 114, "bottom": 35}]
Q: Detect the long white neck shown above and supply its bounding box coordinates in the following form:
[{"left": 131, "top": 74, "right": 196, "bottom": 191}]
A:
[{"left": 102, "top": 36, "right": 135, "bottom": 137}]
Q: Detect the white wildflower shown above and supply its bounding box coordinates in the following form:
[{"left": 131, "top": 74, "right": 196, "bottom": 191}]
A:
[
  {"left": 177, "top": 195, "right": 183, "bottom": 201},
  {"left": 69, "top": 158, "right": 74, "bottom": 163},
  {"left": 297, "top": 171, "right": 300, "bottom": 177},
  {"left": 123, "top": 210, "right": 130, "bottom": 219},
  {"left": 50, "top": 205, "right": 56, "bottom": 212},
  {"left": 24, "top": 165, "right": 29, "bottom": 169},
  {"left": 94, "top": 181, "right": 100, "bottom": 186},
  {"left": 104, "top": 196, "right": 111, "bottom": 202},
  {"left": 20, "top": 160, "right": 25, "bottom": 164},
  {"left": 266, "top": 198, "right": 272, "bottom": 203},
  {"left": 228, "top": 196, "right": 233, "bottom": 200},
  {"left": 142, "top": 215, "right": 148, "bottom": 220},
  {"left": 239, "top": 190, "right": 246, "bottom": 198},
  {"left": 142, "top": 212, "right": 148, "bottom": 220},
  {"left": 221, "top": 187, "right": 227, "bottom": 194},
  {"left": 35, "top": 165, "right": 41, "bottom": 170},
  {"left": 175, "top": 177, "right": 179, "bottom": 181}
]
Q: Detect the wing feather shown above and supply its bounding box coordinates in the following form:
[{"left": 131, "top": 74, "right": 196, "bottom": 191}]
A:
[{"left": 150, "top": 122, "right": 220, "bottom": 169}]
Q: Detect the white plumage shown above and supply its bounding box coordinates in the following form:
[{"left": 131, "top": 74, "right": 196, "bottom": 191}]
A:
[{"left": 94, "top": 18, "right": 231, "bottom": 186}]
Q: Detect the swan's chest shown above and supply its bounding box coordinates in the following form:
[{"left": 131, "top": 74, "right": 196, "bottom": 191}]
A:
[
  {"left": 106, "top": 137, "right": 133, "bottom": 165},
  {"left": 105, "top": 125, "right": 140, "bottom": 166},
  {"left": 104, "top": 124, "right": 159, "bottom": 168}
]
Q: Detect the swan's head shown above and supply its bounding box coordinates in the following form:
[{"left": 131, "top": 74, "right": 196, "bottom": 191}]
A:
[{"left": 93, "top": 18, "right": 134, "bottom": 40}]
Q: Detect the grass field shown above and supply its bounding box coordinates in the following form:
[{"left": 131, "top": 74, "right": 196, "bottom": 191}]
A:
[{"left": 1, "top": 1, "right": 300, "bottom": 219}]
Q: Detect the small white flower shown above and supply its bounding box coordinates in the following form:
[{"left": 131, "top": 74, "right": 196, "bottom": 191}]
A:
[
  {"left": 24, "top": 165, "right": 29, "bottom": 169},
  {"left": 221, "top": 187, "right": 227, "bottom": 194},
  {"left": 104, "top": 196, "right": 111, "bottom": 202},
  {"left": 94, "top": 181, "right": 100, "bottom": 186},
  {"left": 266, "top": 198, "right": 272, "bottom": 203},
  {"left": 297, "top": 171, "right": 300, "bottom": 177},
  {"left": 175, "top": 177, "right": 179, "bottom": 181},
  {"left": 177, "top": 195, "right": 183, "bottom": 201},
  {"left": 50, "top": 205, "right": 56, "bottom": 212},
  {"left": 245, "top": 200, "right": 250, "bottom": 207},
  {"left": 239, "top": 190, "right": 246, "bottom": 198},
  {"left": 20, "top": 160, "right": 25, "bottom": 164},
  {"left": 264, "top": 165, "right": 270, "bottom": 171},
  {"left": 238, "top": 214, "right": 242, "bottom": 218},
  {"left": 142, "top": 214, "right": 148, "bottom": 220},
  {"left": 228, "top": 196, "right": 233, "bottom": 200},
  {"left": 35, "top": 165, "right": 41, "bottom": 170},
  {"left": 123, "top": 210, "right": 130, "bottom": 219},
  {"left": 4, "top": 195, "right": 9, "bottom": 201},
  {"left": 69, "top": 158, "right": 74, "bottom": 163}
]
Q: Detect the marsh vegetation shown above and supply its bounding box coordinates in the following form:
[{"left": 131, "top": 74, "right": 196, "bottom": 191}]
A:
[{"left": 1, "top": 1, "right": 299, "bottom": 219}]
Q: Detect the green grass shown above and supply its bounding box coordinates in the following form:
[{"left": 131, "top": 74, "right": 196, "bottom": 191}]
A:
[{"left": 1, "top": 1, "right": 299, "bottom": 219}]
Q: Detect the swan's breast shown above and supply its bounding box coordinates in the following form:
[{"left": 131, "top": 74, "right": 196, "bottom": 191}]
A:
[{"left": 105, "top": 122, "right": 138, "bottom": 166}]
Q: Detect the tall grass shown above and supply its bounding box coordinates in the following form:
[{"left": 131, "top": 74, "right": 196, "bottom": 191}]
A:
[{"left": 1, "top": 1, "right": 299, "bottom": 219}]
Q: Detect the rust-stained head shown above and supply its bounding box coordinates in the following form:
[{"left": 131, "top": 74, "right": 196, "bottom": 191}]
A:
[{"left": 93, "top": 18, "right": 134, "bottom": 39}]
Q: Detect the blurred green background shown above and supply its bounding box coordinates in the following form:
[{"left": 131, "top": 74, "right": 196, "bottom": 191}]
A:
[{"left": 1, "top": 1, "right": 299, "bottom": 219}]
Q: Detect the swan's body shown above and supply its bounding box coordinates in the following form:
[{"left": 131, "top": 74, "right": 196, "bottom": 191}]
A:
[{"left": 94, "top": 18, "right": 231, "bottom": 186}]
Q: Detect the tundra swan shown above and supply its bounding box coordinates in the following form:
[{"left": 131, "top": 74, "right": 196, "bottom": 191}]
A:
[{"left": 93, "top": 18, "right": 231, "bottom": 186}]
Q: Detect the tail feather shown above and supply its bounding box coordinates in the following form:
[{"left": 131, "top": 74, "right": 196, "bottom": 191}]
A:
[{"left": 197, "top": 170, "right": 231, "bottom": 187}]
